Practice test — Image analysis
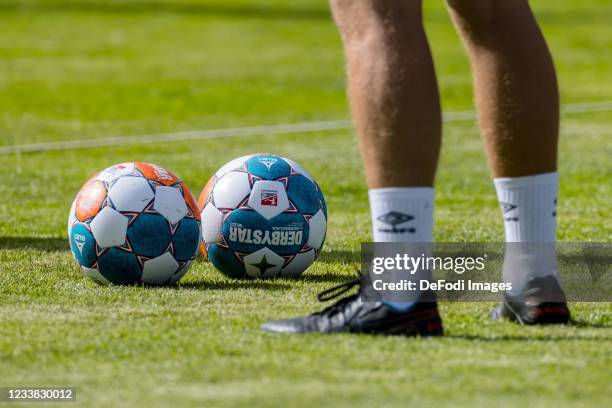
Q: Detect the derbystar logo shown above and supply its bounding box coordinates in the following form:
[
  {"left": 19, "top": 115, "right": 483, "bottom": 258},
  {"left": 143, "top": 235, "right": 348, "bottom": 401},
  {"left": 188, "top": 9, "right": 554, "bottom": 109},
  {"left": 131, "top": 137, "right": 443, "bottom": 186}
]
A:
[
  {"left": 151, "top": 164, "right": 174, "bottom": 181},
  {"left": 98, "top": 163, "right": 134, "bottom": 182},
  {"left": 102, "top": 165, "right": 127, "bottom": 177},
  {"left": 258, "top": 157, "right": 277, "bottom": 169},
  {"left": 228, "top": 225, "right": 303, "bottom": 246},
  {"left": 73, "top": 233, "right": 86, "bottom": 255},
  {"left": 260, "top": 190, "right": 278, "bottom": 206}
]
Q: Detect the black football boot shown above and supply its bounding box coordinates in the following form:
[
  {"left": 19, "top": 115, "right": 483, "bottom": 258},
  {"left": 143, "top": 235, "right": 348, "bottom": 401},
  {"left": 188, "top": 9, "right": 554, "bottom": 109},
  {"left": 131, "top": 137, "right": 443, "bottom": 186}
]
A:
[
  {"left": 492, "top": 275, "right": 571, "bottom": 325},
  {"left": 261, "top": 278, "right": 443, "bottom": 336}
]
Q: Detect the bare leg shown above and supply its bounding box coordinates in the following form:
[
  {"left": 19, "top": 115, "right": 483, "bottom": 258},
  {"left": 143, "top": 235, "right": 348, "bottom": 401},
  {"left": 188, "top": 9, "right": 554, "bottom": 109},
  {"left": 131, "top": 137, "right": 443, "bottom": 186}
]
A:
[
  {"left": 330, "top": 0, "right": 441, "bottom": 314},
  {"left": 447, "top": 0, "right": 559, "bottom": 177},
  {"left": 259, "top": 0, "right": 447, "bottom": 335},
  {"left": 449, "top": 1, "right": 569, "bottom": 324},
  {"left": 331, "top": 0, "right": 441, "bottom": 188}
]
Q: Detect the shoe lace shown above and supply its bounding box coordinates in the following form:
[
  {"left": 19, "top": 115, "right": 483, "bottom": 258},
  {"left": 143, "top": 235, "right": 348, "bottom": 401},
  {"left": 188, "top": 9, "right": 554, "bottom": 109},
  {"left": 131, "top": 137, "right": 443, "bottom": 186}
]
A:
[{"left": 313, "top": 276, "right": 362, "bottom": 316}]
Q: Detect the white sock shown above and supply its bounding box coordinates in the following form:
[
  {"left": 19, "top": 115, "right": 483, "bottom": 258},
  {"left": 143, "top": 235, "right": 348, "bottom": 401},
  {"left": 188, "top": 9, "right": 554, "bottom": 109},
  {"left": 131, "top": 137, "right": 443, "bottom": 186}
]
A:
[
  {"left": 368, "top": 187, "right": 434, "bottom": 309},
  {"left": 369, "top": 187, "right": 434, "bottom": 243},
  {"left": 494, "top": 172, "right": 560, "bottom": 292},
  {"left": 494, "top": 172, "right": 558, "bottom": 242}
]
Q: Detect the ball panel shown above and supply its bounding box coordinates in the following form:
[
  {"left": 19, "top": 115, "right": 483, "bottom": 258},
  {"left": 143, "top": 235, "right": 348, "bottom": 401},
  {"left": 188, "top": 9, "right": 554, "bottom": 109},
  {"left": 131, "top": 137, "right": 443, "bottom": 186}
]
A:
[
  {"left": 200, "top": 242, "right": 209, "bottom": 259},
  {"left": 90, "top": 207, "right": 128, "bottom": 248},
  {"left": 215, "top": 154, "right": 253, "bottom": 178},
  {"left": 281, "top": 249, "right": 316, "bottom": 278},
  {"left": 135, "top": 162, "right": 180, "bottom": 186},
  {"left": 247, "top": 180, "right": 290, "bottom": 220},
  {"left": 96, "top": 163, "right": 137, "bottom": 183},
  {"left": 207, "top": 244, "right": 245, "bottom": 279},
  {"left": 316, "top": 183, "right": 327, "bottom": 218},
  {"left": 69, "top": 223, "right": 97, "bottom": 267},
  {"left": 212, "top": 171, "right": 251, "bottom": 209},
  {"left": 169, "top": 260, "right": 193, "bottom": 284},
  {"left": 181, "top": 183, "right": 201, "bottom": 220},
  {"left": 142, "top": 252, "right": 179, "bottom": 285},
  {"left": 201, "top": 202, "right": 224, "bottom": 244},
  {"left": 107, "top": 176, "right": 154, "bottom": 213},
  {"left": 172, "top": 218, "right": 201, "bottom": 261},
  {"left": 307, "top": 209, "right": 327, "bottom": 250},
  {"left": 81, "top": 266, "right": 110, "bottom": 285},
  {"left": 222, "top": 209, "right": 308, "bottom": 256},
  {"left": 97, "top": 247, "right": 141, "bottom": 284},
  {"left": 154, "top": 186, "right": 188, "bottom": 224},
  {"left": 75, "top": 180, "right": 107, "bottom": 221},
  {"left": 126, "top": 213, "right": 172, "bottom": 258},
  {"left": 282, "top": 157, "right": 314, "bottom": 182},
  {"left": 245, "top": 154, "right": 291, "bottom": 180},
  {"left": 68, "top": 198, "right": 77, "bottom": 238},
  {"left": 286, "top": 175, "right": 320, "bottom": 215},
  {"left": 197, "top": 176, "right": 216, "bottom": 210},
  {"left": 243, "top": 247, "right": 285, "bottom": 278}
]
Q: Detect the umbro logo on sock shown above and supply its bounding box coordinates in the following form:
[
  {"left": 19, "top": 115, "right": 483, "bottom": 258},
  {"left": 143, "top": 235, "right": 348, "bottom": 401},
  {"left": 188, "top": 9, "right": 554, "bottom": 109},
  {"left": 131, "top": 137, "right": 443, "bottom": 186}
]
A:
[
  {"left": 501, "top": 202, "right": 516, "bottom": 213},
  {"left": 500, "top": 202, "right": 518, "bottom": 222},
  {"left": 377, "top": 211, "right": 416, "bottom": 234}
]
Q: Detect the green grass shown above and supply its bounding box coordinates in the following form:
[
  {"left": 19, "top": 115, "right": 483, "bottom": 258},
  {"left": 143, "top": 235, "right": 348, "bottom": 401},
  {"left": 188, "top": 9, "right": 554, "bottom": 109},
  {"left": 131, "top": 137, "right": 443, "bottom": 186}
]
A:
[{"left": 0, "top": 0, "right": 611, "bottom": 407}]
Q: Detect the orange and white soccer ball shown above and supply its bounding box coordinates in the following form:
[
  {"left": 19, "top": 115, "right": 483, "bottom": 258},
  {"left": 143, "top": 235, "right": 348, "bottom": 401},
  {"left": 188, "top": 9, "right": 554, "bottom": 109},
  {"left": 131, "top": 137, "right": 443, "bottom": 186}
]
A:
[{"left": 67, "top": 162, "right": 201, "bottom": 285}]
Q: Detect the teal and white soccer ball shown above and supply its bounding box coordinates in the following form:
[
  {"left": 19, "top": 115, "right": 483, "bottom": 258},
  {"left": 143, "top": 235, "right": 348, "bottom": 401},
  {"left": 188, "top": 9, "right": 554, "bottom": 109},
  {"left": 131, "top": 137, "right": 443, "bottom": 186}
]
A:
[{"left": 197, "top": 154, "right": 327, "bottom": 279}]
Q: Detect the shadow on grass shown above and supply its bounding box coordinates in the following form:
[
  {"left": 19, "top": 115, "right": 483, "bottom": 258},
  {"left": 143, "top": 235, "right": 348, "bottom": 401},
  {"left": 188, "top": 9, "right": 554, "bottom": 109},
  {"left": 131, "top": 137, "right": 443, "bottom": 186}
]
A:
[
  {"left": 0, "top": 236, "right": 68, "bottom": 252},
  {"left": 176, "top": 271, "right": 352, "bottom": 289},
  {"left": 302, "top": 272, "right": 352, "bottom": 284},
  {"left": 0, "top": 1, "right": 330, "bottom": 20},
  {"left": 568, "top": 319, "right": 612, "bottom": 329},
  {"left": 446, "top": 318, "right": 612, "bottom": 342},
  {"left": 317, "top": 249, "right": 359, "bottom": 265},
  {"left": 447, "top": 332, "right": 610, "bottom": 342},
  {"left": 176, "top": 280, "right": 292, "bottom": 291},
  {"left": 299, "top": 248, "right": 360, "bottom": 284}
]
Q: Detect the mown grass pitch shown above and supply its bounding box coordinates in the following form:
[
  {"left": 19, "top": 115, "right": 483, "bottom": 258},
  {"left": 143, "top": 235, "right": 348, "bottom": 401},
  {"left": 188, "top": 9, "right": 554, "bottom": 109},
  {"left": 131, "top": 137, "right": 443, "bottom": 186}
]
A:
[{"left": 0, "top": 0, "right": 610, "bottom": 407}]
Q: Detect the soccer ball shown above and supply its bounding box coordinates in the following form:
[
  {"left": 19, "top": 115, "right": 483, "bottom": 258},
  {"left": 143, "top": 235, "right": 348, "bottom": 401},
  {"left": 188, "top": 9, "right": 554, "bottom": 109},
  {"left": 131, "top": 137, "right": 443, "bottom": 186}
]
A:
[
  {"left": 67, "top": 162, "right": 201, "bottom": 285},
  {"left": 198, "top": 154, "right": 327, "bottom": 279}
]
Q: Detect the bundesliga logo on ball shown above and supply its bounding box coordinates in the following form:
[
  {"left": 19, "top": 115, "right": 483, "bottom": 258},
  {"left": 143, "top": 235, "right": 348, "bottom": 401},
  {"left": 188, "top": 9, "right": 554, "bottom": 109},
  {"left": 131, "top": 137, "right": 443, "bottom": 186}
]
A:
[
  {"left": 67, "top": 162, "right": 201, "bottom": 285},
  {"left": 260, "top": 190, "right": 278, "bottom": 206},
  {"left": 198, "top": 154, "right": 327, "bottom": 279}
]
